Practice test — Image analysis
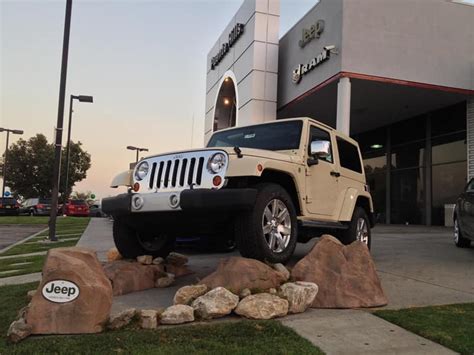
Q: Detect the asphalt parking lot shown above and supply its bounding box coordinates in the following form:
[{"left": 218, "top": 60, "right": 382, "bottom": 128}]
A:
[
  {"left": 78, "top": 219, "right": 474, "bottom": 313},
  {"left": 0, "top": 224, "right": 46, "bottom": 251}
]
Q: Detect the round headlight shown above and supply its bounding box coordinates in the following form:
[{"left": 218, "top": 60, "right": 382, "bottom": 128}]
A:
[
  {"left": 134, "top": 161, "right": 149, "bottom": 181},
  {"left": 207, "top": 153, "right": 227, "bottom": 174}
]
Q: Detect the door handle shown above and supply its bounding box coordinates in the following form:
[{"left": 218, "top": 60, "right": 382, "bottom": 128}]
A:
[{"left": 330, "top": 171, "right": 340, "bottom": 177}]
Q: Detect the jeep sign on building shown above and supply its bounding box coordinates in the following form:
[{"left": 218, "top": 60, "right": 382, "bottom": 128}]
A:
[{"left": 206, "top": 0, "right": 474, "bottom": 226}]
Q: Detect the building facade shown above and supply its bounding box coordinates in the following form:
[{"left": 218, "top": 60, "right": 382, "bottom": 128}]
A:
[{"left": 206, "top": 0, "right": 474, "bottom": 226}]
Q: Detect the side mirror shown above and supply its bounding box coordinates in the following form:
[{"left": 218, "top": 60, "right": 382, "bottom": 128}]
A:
[{"left": 310, "top": 140, "right": 331, "bottom": 159}]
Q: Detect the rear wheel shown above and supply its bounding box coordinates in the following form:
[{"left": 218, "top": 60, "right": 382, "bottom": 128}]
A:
[
  {"left": 113, "top": 217, "right": 175, "bottom": 259},
  {"left": 339, "top": 207, "right": 371, "bottom": 249},
  {"left": 235, "top": 183, "right": 298, "bottom": 263},
  {"left": 454, "top": 218, "right": 471, "bottom": 248}
]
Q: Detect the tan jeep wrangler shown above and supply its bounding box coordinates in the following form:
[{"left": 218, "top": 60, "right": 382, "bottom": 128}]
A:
[{"left": 102, "top": 118, "right": 374, "bottom": 263}]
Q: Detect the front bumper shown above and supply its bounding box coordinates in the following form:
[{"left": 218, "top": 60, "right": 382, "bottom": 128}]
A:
[{"left": 102, "top": 188, "right": 257, "bottom": 216}]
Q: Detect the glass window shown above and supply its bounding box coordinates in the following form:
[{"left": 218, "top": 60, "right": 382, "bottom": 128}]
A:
[
  {"left": 366, "top": 171, "right": 386, "bottom": 223},
  {"left": 466, "top": 179, "right": 474, "bottom": 191},
  {"left": 337, "top": 138, "right": 362, "bottom": 173},
  {"left": 431, "top": 103, "right": 466, "bottom": 137},
  {"left": 391, "top": 167, "right": 425, "bottom": 225},
  {"left": 308, "top": 126, "right": 333, "bottom": 163},
  {"left": 391, "top": 142, "right": 425, "bottom": 169},
  {"left": 207, "top": 121, "right": 303, "bottom": 151},
  {"left": 432, "top": 134, "right": 466, "bottom": 165},
  {"left": 391, "top": 116, "right": 425, "bottom": 145},
  {"left": 364, "top": 156, "right": 386, "bottom": 175}
]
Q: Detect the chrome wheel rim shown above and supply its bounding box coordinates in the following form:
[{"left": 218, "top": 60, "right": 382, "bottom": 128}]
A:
[
  {"left": 262, "top": 199, "right": 291, "bottom": 253},
  {"left": 356, "top": 217, "right": 369, "bottom": 245},
  {"left": 454, "top": 219, "right": 459, "bottom": 243}
]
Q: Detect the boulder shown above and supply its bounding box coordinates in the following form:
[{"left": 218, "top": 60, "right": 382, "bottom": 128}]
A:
[
  {"left": 239, "top": 288, "right": 251, "bottom": 299},
  {"left": 7, "top": 318, "right": 32, "bottom": 343},
  {"left": 166, "top": 252, "right": 188, "bottom": 266},
  {"left": 137, "top": 255, "right": 153, "bottom": 265},
  {"left": 174, "top": 284, "right": 208, "bottom": 305},
  {"left": 268, "top": 288, "right": 277, "bottom": 295},
  {"left": 279, "top": 282, "right": 318, "bottom": 314},
  {"left": 139, "top": 309, "right": 158, "bottom": 329},
  {"left": 25, "top": 247, "right": 113, "bottom": 334},
  {"left": 291, "top": 235, "right": 388, "bottom": 308},
  {"left": 192, "top": 287, "right": 239, "bottom": 319},
  {"left": 155, "top": 273, "right": 175, "bottom": 288},
  {"left": 106, "top": 247, "right": 122, "bottom": 262},
  {"left": 103, "top": 260, "right": 156, "bottom": 296},
  {"left": 107, "top": 308, "right": 136, "bottom": 330},
  {"left": 199, "top": 257, "right": 286, "bottom": 294},
  {"left": 272, "top": 263, "right": 290, "bottom": 281},
  {"left": 165, "top": 263, "right": 193, "bottom": 277},
  {"left": 235, "top": 293, "right": 288, "bottom": 319},
  {"left": 160, "top": 305, "right": 195, "bottom": 325},
  {"left": 152, "top": 257, "right": 165, "bottom": 265},
  {"left": 27, "top": 290, "right": 36, "bottom": 300}
]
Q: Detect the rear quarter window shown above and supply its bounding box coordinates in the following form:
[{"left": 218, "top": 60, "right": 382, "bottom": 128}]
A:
[{"left": 337, "top": 137, "right": 362, "bottom": 174}]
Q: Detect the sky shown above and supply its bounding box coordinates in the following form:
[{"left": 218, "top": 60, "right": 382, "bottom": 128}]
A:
[{"left": 1, "top": 0, "right": 316, "bottom": 200}]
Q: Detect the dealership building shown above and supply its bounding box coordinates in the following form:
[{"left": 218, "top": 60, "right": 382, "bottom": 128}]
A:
[{"left": 205, "top": 0, "right": 474, "bottom": 226}]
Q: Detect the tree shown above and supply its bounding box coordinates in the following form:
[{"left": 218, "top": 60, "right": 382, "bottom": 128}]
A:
[{"left": 1, "top": 134, "right": 91, "bottom": 200}]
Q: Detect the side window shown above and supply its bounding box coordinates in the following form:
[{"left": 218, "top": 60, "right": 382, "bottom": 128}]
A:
[
  {"left": 309, "top": 126, "right": 333, "bottom": 163},
  {"left": 336, "top": 137, "right": 362, "bottom": 173},
  {"left": 466, "top": 179, "right": 474, "bottom": 191}
]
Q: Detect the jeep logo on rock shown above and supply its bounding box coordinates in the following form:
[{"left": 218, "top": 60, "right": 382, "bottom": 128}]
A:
[{"left": 42, "top": 280, "right": 80, "bottom": 303}]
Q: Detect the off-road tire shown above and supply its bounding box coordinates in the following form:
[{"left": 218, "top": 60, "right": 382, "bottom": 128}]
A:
[
  {"left": 339, "top": 207, "right": 371, "bottom": 249},
  {"left": 113, "top": 217, "right": 175, "bottom": 258},
  {"left": 235, "top": 183, "right": 298, "bottom": 263},
  {"left": 454, "top": 217, "right": 471, "bottom": 248}
]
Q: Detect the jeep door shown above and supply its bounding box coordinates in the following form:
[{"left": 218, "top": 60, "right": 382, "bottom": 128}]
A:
[{"left": 305, "top": 125, "right": 339, "bottom": 217}]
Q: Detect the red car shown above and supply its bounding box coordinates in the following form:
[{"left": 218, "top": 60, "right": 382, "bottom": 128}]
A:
[{"left": 64, "top": 199, "right": 89, "bottom": 217}]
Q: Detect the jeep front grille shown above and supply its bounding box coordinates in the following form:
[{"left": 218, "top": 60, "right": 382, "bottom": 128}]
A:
[{"left": 137, "top": 150, "right": 227, "bottom": 192}]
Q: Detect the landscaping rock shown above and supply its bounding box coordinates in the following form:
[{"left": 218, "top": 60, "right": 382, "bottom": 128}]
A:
[
  {"left": 239, "top": 288, "right": 251, "bottom": 299},
  {"left": 107, "top": 308, "right": 136, "bottom": 330},
  {"left": 166, "top": 252, "right": 188, "bottom": 266},
  {"left": 27, "top": 290, "right": 36, "bottom": 300},
  {"left": 155, "top": 273, "right": 175, "bottom": 288},
  {"left": 272, "top": 263, "right": 290, "bottom": 281},
  {"left": 279, "top": 282, "right": 318, "bottom": 314},
  {"left": 160, "top": 305, "right": 195, "bottom": 325},
  {"left": 7, "top": 318, "right": 32, "bottom": 343},
  {"left": 235, "top": 293, "right": 288, "bottom": 319},
  {"left": 26, "top": 247, "right": 113, "bottom": 334},
  {"left": 139, "top": 309, "right": 158, "bottom": 329},
  {"left": 152, "top": 257, "right": 165, "bottom": 265},
  {"left": 137, "top": 255, "right": 153, "bottom": 265},
  {"left": 174, "top": 284, "right": 208, "bottom": 305},
  {"left": 106, "top": 247, "right": 122, "bottom": 262},
  {"left": 103, "top": 260, "right": 155, "bottom": 296},
  {"left": 192, "top": 287, "right": 239, "bottom": 319},
  {"left": 165, "top": 263, "right": 193, "bottom": 277},
  {"left": 269, "top": 288, "right": 277, "bottom": 295},
  {"left": 291, "top": 235, "right": 388, "bottom": 308},
  {"left": 199, "top": 257, "right": 286, "bottom": 294}
]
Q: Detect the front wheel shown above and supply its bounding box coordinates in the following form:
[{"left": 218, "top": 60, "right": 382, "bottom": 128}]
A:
[
  {"left": 454, "top": 218, "right": 471, "bottom": 248},
  {"left": 339, "top": 207, "right": 371, "bottom": 249},
  {"left": 235, "top": 183, "right": 298, "bottom": 264},
  {"left": 113, "top": 217, "right": 175, "bottom": 259}
]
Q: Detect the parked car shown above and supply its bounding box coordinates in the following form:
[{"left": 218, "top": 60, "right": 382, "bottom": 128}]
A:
[
  {"left": 89, "top": 204, "right": 106, "bottom": 217},
  {"left": 20, "top": 198, "right": 52, "bottom": 216},
  {"left": 103, "top": 117, "right": 374, "bottom": 263},
  {"left": 453, "top": 179, "right": 474, "bottom": 248},
  {"left": 64, "top": 199, "right": 90, "bottom": 217},
  {"left": 0, "top": 197, "right": 20, "bottom": 216}
]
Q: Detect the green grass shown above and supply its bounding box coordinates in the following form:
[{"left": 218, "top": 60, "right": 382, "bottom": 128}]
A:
[
  {"left": 0, "top": 216, "right": 48, "bottom": 225},
  {"left": 375, "top": 303, "right": 474, "bottom": 355},
  {"left": 0, "top": 256, "right": 45, "bottom": 278},
  {"left": 0, "top": 282, "right": 322, "bottom": 355}
]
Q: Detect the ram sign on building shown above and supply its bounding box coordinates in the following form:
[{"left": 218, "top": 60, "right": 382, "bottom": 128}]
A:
[{"left": 205, "top": 0, "right": 474, "bottom": 226}]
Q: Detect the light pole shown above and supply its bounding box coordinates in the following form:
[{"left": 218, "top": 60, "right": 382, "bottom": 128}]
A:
[
  {"left": 0, "top": 128, "right": 24, "bottom": 199},
  {"left": 64, "top": 94, "right": 93, "bottom": 200},
  {"left": 127, "top": 146, "right": 149, "bottom": 162}
]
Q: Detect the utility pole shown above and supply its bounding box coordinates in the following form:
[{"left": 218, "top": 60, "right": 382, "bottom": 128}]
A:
[{"left": 49, "top": 0, "right": 73, "bottom": 242}]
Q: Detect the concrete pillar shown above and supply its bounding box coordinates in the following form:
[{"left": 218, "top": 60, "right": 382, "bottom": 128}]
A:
[
  {"left": 336, "top": 77, "right": 351, "bottom": 135},
  {"left": 467, "top": 98, "right": 474, "bottom": 180}
]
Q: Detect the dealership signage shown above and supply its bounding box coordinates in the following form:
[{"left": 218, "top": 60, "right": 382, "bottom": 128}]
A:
[
  {"left": 299, "top": 19, "right": 325, "bottom": 48},
  {"left": 292, "top": 46, "right": 334, "bottom": 84},
  {"left": 211, "top": 23, "right": 245, "bottom": 70},
  {"left": 42, "top": 280, "right": 80, "bottom": 303}
]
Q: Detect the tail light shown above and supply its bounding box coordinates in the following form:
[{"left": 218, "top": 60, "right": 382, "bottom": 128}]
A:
[{"left": 37, "top": 204, "right": 44, "bottom": 209}]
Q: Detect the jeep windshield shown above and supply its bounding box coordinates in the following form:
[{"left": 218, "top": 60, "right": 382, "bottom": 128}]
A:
[{"left": 207, "top": 120, "right": 303, "bottom": 151}]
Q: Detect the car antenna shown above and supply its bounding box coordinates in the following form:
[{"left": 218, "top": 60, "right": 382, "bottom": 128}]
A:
[{"left": 234, "top": 146, "right": 243, "bottom": 158}]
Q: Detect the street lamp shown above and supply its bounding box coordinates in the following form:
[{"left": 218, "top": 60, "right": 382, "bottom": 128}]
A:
[
  {"left": 127, "top": 146, "right": 149, "bottom": 162},
  {"left": 64, "top": 94, "right": 93, "bottom": 201},
  {"left": 0, "top": 128, "right": 24, "bottom": 199}
]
